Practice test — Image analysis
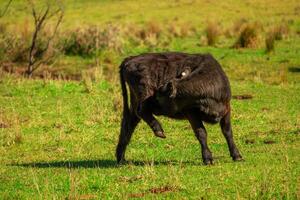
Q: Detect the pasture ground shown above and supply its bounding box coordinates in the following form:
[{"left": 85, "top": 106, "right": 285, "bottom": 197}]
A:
[{"left": 0, "top": 0, "right": 300, "bottom": 199}]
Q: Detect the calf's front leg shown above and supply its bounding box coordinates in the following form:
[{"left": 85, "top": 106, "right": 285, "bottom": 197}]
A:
[{"left": 186, "top": 110, "right": 213, "bottom": 165}]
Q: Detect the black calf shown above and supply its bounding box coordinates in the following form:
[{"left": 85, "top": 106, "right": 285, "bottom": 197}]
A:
[{"left": 116, "top": 52, "right": 242, "bottom": 164}]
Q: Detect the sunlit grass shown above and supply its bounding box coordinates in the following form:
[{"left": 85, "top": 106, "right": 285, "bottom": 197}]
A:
[
  {"left": 0, "top": 0, "right": 300, "bottom": 199},
  {"left": 0, "top": 76, "right": 299, "bottom": 199}
]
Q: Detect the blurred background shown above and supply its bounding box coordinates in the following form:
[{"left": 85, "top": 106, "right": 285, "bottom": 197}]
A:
[{"left": 1, "top": 0, "right": 299, "bottom": 83}]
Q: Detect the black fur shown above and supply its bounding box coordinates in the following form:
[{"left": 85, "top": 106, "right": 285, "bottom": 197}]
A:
[{"left": 116, "top": 52, "right": 242, "bottom": 164}]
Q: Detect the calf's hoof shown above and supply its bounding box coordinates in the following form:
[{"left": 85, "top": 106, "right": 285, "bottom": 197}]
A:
[
  {"left": 116, "top": 158, "right": 127, "bottom": 165},
  {"left": 233, "top": 156, "right": 244, "bottom": 162},
  {"left": 203, "top": 158, "right": 214, "bottom": 165},
  {"left": 154, "top": 131, "right": 166, "bottom": 138},
  {"left": 116, "top": 151, "right": 126, "bottom": 164}
]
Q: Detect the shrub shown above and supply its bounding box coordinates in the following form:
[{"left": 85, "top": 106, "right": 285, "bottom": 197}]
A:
[
  {"left": 233, "top": 24, "right": 259, "bottom": 48},
  {"left": 102, "top": 24, "right": 124, "bottom": 51},
  {"left": 61, "top": 26, "right": 99, "bottom": 56},
  {"left": 61, "top": 24, "right": 123, "bottom": 57},
  {"left": 0, "top": 24, "right": 58, "bottom": 65},
  {"left": 0, "top": 25, "right": 29, "bottom": 63}
]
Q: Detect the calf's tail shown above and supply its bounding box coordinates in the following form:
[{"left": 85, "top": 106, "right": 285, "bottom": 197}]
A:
[
  {"left": 119, "top": 62, "right": 130, "bottom": 119},
  {"left": 116, "top": 61, "right": 134, "bottom": 163}
]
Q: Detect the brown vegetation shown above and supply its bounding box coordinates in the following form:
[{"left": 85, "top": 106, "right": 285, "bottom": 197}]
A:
[
  {"left": 265, "top": 24, "right": 289, "bottom": 53},
  {"left": 62, "top": 24, "right": 123, "bottom": 56},
  {"left": 265, "top": 32, "right": 276, "bottom": 53},
  {"left": 205, "top": 21, "right": 220, "bottom": 46},
  {"left": 0, "top": 13, "right": 292, "bottom": 80},
  {"left": 168, "top": 19, "right": 195, "bottom": 38},
  {"left": 272, "top": 24, "right": 289, "bottom": 40},
  {"left": 233, "top": 24, "right": 259, "bottom": 48},
  {"left": 0, "top": 122, "right": 9, "bottom": 128},
  {"left": 224, "top": 18, "right": 248, "bottom": 38}
]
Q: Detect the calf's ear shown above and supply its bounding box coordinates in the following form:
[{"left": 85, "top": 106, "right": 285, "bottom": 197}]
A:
[
  {"left": 159, "top": 81, "right": 177, "bottom": 98},
  {"left": 168, "top": 81, "right": 177, "bottom": 98}
]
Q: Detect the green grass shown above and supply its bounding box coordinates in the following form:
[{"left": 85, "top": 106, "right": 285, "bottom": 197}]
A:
[
  {"left": 0, "top": 76, "right": 299, "bottom": 199},
  {"left": 2, "top": 0, "right": 299, "bottom": 28},
  {"left": 1, "top": 0, "right": 300, "bottom": 199}
]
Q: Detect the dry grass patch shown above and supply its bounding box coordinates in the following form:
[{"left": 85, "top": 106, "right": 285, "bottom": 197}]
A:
[
  {"left": 224, "top": 18, "right": 248, "bottom": 38},
  {"left": 61, "top": 24, "right": 123, "bottom": 56},
  {"left": 265, "top": 32, "right": 276, "bottom": 53},
  {"left": 233, "top": 23, "right": 260, "bottom": 48},
  {"left": 265, "top": 24, "right": 289, "bottom": 53},
  {"left": 168, "top": 20, "right": 195, "bottom": 38},
  {"left": 271, "top": 24, "right": 289, "bottom": 40},
  {"left": 205, "top": 21, "right": 220, "bottom": 46}
]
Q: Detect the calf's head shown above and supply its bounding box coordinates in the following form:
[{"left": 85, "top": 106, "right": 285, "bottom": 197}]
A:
[{"left": 158, "top": 67, "right": 191, "bottom": 98}]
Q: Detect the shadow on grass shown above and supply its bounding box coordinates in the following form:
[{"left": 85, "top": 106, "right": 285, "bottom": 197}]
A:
[
  {"left": 11, "top": 159, "right": 201, "bottom": 169},
  {"left": 288, "top": 67, "right": 300, "bottom": 73}
]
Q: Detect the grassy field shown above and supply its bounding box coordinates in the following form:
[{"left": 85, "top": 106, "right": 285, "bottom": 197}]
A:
[
  {"left": 1, "top": 0, "right": 300, "bottom": 199},
  {"left": 2, "top": 0, "right": 300, "bottom": 27},
  {"left": 0, "top": 75, "right": 299, "bottom": 199}
]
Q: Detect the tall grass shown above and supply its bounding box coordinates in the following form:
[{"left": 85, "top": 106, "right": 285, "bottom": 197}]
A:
[
  {"left": 61, "top": 24, "right": 123, "bottom": 57},
  {"left": 271, "top": 24, "right": 289, "bottom": 40},
  {"left": 0, "top": 22, "right": 59, "bottom": 64},
  {"left": 265, "top": 32, "right": 276, "bottom": 53},
  {"left": 265, "top": 24, "right": 289, "bottom": 53},
  {"left": 233, "top": 23, "right": 259, "bottom": 48},
  {"left": 205, "top": 21, "right": 220, "bottom": 46}
]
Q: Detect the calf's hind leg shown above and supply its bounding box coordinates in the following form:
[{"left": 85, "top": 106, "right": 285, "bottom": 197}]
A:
[
  {"left": 137, "top": 101, "right": 166, "bottom": 138},
  {"left": 186, "top": 110, "right": 213, "bottom": 165},
  {"left": 116, "top": 112, "right": 140, "bottom": 163},
  {"left": 220, "top": 110, "right": 243, "bottom": 161}
]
